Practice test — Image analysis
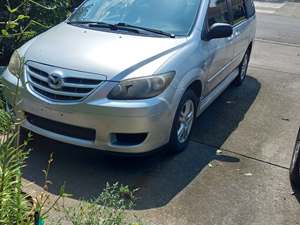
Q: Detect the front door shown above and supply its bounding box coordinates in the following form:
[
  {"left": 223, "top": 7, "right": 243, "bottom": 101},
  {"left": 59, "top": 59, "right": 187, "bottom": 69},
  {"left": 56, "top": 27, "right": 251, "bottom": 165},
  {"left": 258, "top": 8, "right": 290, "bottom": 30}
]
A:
[{"left": 204, "top": 0, "right": 235, "bottom": 95}]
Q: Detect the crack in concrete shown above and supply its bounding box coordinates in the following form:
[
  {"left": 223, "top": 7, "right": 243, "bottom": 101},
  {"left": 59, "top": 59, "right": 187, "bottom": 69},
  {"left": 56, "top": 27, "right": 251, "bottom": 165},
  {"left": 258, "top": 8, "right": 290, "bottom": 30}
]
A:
[
  {"left": 190, "top": 139, "right": 290, "bottom": 170},
  {"left": 255, "top": 38, "right": 300, "bottom": 47},
  {"left": 249, "top": 64, "right": 300, "bottom": 76}
]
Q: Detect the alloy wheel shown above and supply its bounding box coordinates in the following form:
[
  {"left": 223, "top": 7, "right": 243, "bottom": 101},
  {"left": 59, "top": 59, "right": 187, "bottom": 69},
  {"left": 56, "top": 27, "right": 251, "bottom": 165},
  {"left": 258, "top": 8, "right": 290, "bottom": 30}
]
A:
[{"left": 177, "top": 99, "right": 195, "bottom": 144}]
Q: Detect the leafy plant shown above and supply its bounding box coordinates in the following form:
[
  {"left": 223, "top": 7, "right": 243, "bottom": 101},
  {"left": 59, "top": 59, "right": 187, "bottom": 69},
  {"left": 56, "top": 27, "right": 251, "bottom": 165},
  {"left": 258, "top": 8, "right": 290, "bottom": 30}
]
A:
[
  {"left": 0, "top": 58, "right": 32, "bottom": 224},
  {"left": 62, "top": 183, "right": 143, "bottom": 225},
  {"left": 0, "top": 107, "right": 12, "bottom": 133},
  {"left": 0, "top": 133, "right": 32, "bottom": 225},
  {"left": 31, "top": 153, "right": 69, "bottom": 225}
]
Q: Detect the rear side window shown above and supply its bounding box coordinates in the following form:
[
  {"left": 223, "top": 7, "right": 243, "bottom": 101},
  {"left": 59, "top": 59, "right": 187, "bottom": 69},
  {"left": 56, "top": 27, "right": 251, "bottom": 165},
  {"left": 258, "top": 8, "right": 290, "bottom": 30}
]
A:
[
  {"left": 207, "top": 0, "right": 231, "bottom": 27},
  {"left": 245, "top": 0, "right": 256, "bottom": 18},
  {"left": 231, "top": 0, "right": 247, "bottom": 25}
]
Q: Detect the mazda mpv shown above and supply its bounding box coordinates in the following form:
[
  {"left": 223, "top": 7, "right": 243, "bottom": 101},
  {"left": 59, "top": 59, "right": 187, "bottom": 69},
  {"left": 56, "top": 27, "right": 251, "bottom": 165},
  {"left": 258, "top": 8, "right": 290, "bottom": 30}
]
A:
[{"left": 1, "top": 0, "right": 256, "bottom": 154}]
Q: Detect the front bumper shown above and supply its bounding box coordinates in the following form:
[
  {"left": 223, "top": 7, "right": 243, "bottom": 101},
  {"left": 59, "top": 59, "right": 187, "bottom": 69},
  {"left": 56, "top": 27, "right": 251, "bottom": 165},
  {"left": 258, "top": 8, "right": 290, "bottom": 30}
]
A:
[{"left": 1, "top": 69, "right": 174, "bottom": 153}]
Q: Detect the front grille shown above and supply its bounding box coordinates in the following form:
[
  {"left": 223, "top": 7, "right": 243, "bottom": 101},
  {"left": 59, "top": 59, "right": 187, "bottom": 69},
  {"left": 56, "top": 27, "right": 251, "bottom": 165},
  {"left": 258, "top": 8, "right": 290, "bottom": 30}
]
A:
[
  {"left": 26, "top": 113, "right": 96, "bottom": 141},
  {"left": 26, "top": 64, "right": 103, "bottom": 102}
]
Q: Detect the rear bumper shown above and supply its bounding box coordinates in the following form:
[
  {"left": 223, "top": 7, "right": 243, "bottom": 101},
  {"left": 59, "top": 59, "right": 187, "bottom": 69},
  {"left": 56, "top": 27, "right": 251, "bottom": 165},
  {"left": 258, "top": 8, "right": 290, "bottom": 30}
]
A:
[{"left": 1, "top": 69, "right": 174, "bottom": 153}]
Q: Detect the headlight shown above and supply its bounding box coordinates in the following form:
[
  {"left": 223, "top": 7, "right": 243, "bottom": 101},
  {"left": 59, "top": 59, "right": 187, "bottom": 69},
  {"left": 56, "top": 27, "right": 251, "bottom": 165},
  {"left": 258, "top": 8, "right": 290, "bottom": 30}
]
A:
[
  {"left": 8, "top": 51, "right": 22, "bottom": 77},
  {"left": 108, "top": 72, "right": 175, "bottom": 100}
]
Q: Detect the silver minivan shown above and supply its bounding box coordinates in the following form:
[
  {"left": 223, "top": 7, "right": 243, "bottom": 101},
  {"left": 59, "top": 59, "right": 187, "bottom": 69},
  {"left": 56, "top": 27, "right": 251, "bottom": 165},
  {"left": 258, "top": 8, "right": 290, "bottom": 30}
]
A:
[{"left": 1, "top": 0, "right": 256, "bottom": 154}]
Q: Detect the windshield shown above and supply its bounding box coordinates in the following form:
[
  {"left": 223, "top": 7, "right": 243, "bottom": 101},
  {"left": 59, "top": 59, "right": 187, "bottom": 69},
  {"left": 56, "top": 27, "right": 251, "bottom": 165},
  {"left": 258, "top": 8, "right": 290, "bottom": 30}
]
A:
[{"left": 69, "top": 0, "right": 202, "bottom": 36}]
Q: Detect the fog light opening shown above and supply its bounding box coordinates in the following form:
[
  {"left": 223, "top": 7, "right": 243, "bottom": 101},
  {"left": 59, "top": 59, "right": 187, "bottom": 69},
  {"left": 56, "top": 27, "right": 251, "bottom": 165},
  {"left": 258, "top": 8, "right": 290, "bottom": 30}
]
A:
[{"left": 112, "top": 133, "right": 148, "bottom": 146}]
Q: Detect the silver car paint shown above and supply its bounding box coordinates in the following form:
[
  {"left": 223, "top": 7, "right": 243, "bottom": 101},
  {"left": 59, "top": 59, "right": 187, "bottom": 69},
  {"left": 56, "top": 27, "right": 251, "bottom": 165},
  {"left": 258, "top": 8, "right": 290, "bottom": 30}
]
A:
[
  {"left": 1, "top": 0, "right": 256, "bottom": 153},
  {"left": 25, "top": 23, "right": 188, "bottom": 80}
]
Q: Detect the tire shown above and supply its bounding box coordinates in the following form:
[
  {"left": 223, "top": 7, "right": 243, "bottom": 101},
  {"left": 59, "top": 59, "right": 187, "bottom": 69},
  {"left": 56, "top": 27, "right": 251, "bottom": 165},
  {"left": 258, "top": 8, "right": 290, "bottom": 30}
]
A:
[
  {"left": 290, "top": 128, "right": 300, "bottom": 190},
  {"left": 168, "top": 90, "right": 198, "bottom": 153},
  {"left": 234, "top": 49, "right": 251, "bottom": 86}
]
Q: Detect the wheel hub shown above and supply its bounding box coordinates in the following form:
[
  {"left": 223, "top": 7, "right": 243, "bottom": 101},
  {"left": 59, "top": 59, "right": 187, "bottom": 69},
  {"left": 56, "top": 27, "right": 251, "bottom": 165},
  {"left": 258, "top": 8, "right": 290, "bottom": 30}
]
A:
[{"left": 177, "top": 100, "right": 195, "bottom": 144}]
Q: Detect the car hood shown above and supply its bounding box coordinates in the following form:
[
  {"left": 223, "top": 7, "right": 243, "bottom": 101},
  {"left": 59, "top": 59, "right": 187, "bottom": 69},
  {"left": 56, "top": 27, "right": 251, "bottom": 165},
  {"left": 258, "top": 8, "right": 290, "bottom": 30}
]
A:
[{"left": 25, "top": 23, "right": 187, "bottom": 80}]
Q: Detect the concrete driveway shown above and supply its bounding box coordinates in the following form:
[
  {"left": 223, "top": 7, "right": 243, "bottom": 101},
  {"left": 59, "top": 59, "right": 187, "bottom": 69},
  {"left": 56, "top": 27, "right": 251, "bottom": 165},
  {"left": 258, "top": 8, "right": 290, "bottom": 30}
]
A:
[{"left": 22, "top": 4, "right": 300, "bottom": 225}]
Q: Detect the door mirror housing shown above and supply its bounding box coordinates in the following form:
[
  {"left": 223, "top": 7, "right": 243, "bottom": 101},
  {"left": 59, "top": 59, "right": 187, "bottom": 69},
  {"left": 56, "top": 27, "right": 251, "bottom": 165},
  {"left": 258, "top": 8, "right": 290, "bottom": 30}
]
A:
[{"left": 206, "top": 23, "right": 233, "bottom": 41}]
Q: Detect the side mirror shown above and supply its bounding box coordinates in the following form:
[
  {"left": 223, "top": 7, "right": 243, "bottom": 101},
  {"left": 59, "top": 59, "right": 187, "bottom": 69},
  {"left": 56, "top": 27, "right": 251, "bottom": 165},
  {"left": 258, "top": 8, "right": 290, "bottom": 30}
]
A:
[{"left": 206, "top": 23, "right": 233, "bottom": 41}]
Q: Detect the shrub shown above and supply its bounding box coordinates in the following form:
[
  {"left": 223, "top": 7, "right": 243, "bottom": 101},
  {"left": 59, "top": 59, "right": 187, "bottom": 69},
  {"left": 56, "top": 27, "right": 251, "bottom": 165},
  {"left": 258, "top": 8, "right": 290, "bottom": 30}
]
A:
[
  {"left": 62, "top": 183, "right": 144, "bottom": 225},
  {"left": 0, "top": 131, "right": 31, "bottom": 225},
  {"left": 0, "top": 57, "right": 65, "bottom": 225},
  {"left": 0, "top": 0, "right": 71, "bottom": 65},
  {"left": 0, "top": 60, "right": 32, "bottom": 224}
]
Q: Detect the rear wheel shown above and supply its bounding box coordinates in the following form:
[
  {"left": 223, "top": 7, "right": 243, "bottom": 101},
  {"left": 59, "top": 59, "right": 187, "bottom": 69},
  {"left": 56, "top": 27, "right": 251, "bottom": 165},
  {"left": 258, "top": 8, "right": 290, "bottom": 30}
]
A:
[
  {"left": 168, "top": 90, "right": 197, "bottom": 153},
  {"left": 234, "top": 50, "right": 250, "bottom": 86},
  {"left": 290, "top": 129, "right": 300, "bottom": 190}
]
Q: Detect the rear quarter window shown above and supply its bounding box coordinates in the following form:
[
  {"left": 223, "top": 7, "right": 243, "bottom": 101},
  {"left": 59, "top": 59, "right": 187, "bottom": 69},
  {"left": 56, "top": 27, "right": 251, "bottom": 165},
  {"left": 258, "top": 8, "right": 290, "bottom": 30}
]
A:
[
  {"left": 231, "top": 0, "right": 247, "bottom": 25},
  {"left": 245, "top": 0, "right": 256, "bottom": 18}
]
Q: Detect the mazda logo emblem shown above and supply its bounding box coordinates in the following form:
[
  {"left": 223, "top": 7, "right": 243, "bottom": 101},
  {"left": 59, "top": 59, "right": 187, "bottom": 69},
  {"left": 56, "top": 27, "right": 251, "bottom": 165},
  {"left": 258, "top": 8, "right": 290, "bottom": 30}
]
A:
[{"left": 48, "top": 73, "right": 64, "bottom": 90}]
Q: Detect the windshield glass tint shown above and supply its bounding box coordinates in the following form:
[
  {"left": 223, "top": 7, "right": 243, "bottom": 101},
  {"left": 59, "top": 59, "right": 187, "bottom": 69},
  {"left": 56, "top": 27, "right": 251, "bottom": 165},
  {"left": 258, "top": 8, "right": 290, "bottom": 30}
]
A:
[{"left": 70, "top": 0, "right": 202, "bottom": 36}]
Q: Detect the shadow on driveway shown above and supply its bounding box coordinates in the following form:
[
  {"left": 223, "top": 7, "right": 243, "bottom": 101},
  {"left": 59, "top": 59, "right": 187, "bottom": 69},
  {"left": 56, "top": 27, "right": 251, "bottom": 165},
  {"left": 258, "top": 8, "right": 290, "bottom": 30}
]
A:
[{"left": 23, "top": 75, "right": 260, "bottom": 210}]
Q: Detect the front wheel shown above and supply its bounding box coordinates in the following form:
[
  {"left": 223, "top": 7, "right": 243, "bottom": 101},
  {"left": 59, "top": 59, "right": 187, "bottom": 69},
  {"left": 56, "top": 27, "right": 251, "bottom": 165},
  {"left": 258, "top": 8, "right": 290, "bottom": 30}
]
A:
[{"left": 168, "top": 90, "right": 197, "bottom": 153}]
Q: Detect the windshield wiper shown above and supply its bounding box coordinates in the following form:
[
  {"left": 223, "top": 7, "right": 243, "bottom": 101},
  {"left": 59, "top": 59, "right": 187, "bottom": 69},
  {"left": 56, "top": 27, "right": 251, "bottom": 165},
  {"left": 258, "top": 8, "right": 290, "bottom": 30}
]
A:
[
  {"left": 67, "top": 21, "right": 140, "bottom": 34},
  {"left": 67, "top": 21, "right": 174, "bottom": 37},
  {"left": 115, "top": 23, "right": 176, "bottom": 38},
  {"left": 68, "top": 21, "right": 116, "bottom": 29}
]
